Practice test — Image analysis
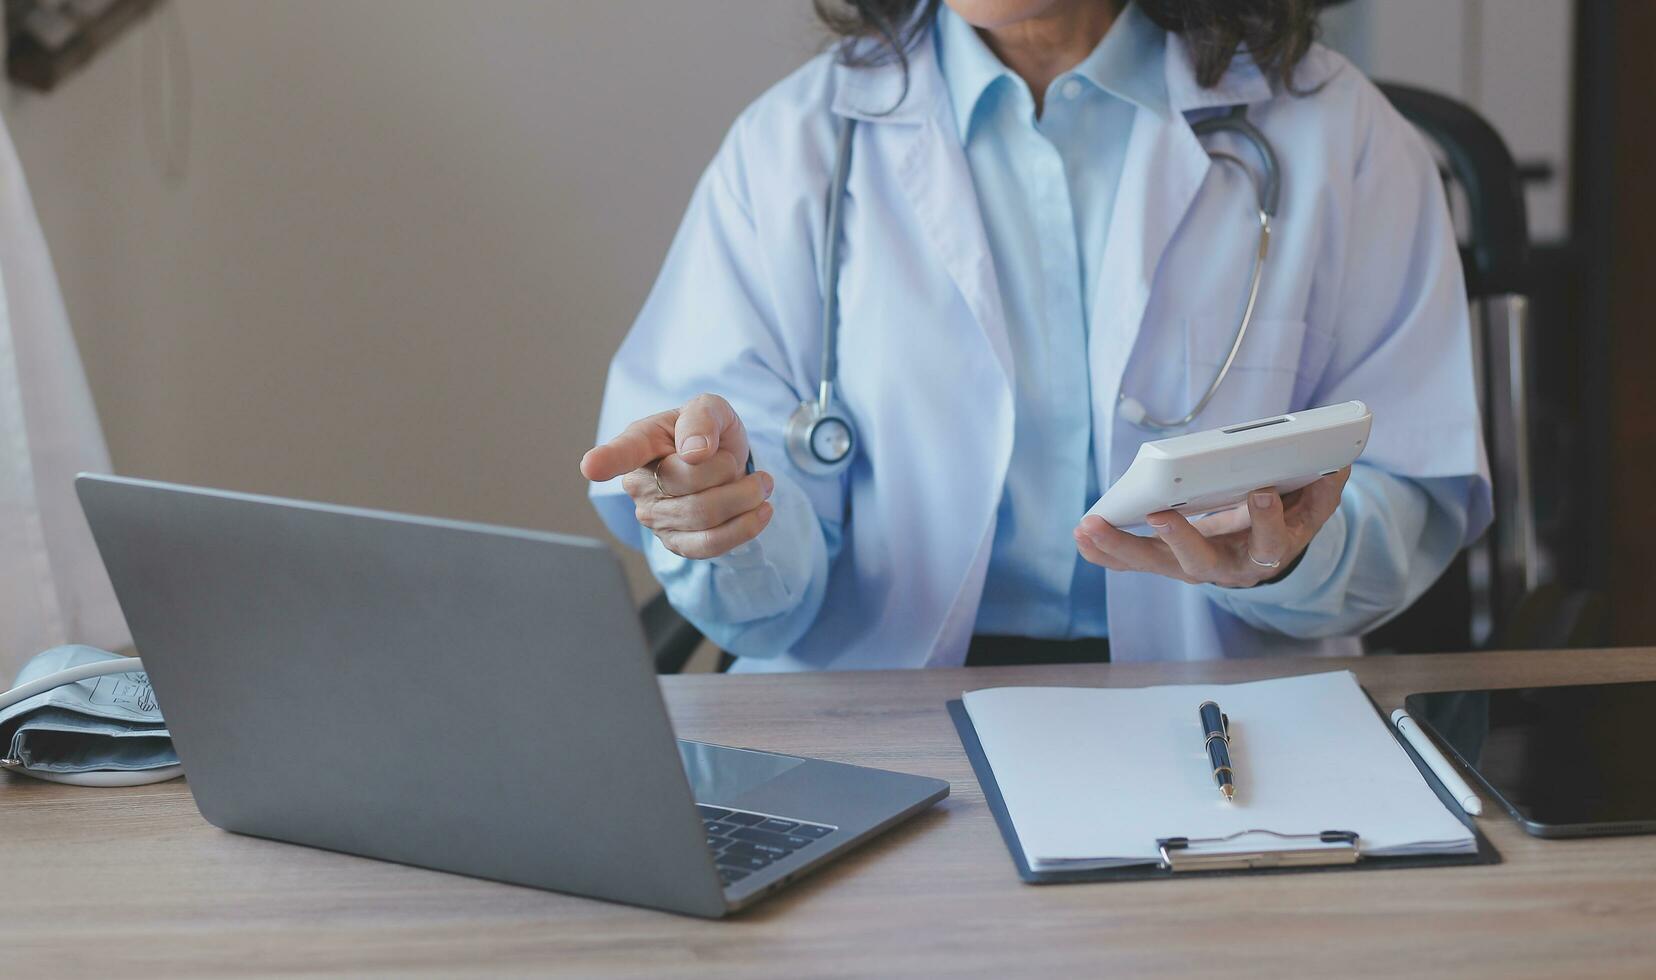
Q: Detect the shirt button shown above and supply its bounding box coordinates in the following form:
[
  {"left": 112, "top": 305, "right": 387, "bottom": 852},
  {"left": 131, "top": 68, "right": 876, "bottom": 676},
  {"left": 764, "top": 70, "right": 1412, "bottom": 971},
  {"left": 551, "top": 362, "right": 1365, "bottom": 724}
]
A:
[{"left": 1060, "top": 78, "right": 1084, "bottom": 100}]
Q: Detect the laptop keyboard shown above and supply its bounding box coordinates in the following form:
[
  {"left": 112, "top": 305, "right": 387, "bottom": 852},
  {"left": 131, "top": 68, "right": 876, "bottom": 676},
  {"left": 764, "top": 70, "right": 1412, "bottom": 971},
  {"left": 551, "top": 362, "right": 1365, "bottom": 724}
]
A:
[{"left": 697, "top": 803, "right": 836, "bottom": 887}]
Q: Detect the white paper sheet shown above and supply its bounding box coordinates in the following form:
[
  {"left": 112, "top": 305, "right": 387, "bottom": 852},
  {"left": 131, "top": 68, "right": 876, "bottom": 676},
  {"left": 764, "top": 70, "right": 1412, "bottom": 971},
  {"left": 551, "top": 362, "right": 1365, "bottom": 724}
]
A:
[{"left": 962, "top": 671, "right": 1475, "bottom": 871}]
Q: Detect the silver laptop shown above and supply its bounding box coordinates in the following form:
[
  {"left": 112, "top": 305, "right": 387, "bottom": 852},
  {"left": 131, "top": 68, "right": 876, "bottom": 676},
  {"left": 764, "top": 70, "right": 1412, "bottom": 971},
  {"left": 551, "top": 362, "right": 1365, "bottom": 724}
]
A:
[{"left": 76, "top": 474, "right": 947, "bottom": 917}]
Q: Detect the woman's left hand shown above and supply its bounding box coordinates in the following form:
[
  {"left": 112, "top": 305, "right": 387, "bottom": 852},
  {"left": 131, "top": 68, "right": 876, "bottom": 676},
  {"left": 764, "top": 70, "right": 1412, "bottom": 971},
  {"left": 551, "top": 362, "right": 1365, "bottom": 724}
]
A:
[{"left": 1073, "top": 467, "right": 1352, "bottom": 589}]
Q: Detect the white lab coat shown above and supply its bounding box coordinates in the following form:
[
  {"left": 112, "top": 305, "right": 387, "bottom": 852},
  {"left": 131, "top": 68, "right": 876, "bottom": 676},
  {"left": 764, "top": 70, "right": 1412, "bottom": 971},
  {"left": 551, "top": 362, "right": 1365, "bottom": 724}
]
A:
[
  {"left": 592, "top": 33, "right": 1490, "bottom": 669},
  {"left": 0, "top": 118, "right": 129, "bottom": 677}
]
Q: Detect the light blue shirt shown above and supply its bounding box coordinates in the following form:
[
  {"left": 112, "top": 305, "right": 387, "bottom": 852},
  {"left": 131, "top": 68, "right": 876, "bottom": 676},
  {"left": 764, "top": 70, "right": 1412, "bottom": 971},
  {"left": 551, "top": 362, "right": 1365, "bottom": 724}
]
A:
[
  {"left": 938, "top": 4, "right": 1168, "bottom": 638},
  {"left": 636, "top": 7, "right": 1479, "bottom": 663}
]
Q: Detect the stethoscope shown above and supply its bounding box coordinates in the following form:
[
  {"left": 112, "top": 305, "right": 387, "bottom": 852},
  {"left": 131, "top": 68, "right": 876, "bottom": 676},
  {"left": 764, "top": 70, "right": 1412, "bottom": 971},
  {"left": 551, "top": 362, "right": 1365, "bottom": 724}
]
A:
[{"left": 783, "top": 104, "right": 1282, "bottom": 478}]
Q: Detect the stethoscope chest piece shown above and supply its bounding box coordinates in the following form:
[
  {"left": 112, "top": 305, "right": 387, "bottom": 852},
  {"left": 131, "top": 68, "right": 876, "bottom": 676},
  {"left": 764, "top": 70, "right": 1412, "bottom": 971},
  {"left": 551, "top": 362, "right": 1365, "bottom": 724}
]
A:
[{"left": 786, "top": 397, "right": 856, "bottom": 476}]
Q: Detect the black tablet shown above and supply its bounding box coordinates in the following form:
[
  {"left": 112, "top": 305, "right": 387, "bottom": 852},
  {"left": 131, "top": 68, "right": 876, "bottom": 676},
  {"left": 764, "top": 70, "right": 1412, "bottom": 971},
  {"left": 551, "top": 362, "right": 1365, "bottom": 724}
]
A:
[{"left": 1405, "top": 682, "right": 1656, "bottom": 838}]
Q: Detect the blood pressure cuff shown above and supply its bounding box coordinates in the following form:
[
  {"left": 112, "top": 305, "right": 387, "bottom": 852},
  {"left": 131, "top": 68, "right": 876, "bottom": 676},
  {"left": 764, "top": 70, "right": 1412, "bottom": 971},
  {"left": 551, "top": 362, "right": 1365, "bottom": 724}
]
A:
[{"left": 0, "top": 646, "right": 177, "bottom": 774}]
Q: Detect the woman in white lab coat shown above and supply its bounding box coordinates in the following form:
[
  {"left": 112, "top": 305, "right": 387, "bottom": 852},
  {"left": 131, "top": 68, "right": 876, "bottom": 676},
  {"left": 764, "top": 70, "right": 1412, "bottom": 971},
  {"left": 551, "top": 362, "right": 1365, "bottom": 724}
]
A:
[{"left": 583, "top": 0, "right": 1491, "bottom": 671}]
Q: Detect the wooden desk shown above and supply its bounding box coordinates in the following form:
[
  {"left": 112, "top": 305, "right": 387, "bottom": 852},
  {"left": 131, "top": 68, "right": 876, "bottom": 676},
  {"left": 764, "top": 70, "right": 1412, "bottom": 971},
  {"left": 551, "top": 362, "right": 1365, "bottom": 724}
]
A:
[{"left": 6, "top": 649, "right": 1656, "bottom": 978}]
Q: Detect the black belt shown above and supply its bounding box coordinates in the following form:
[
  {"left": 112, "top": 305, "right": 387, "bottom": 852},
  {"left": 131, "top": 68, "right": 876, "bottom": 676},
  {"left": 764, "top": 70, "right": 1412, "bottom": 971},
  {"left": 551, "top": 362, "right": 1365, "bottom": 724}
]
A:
[{"left": 965, "top": 634, "right": 1111, "bottom": 667}]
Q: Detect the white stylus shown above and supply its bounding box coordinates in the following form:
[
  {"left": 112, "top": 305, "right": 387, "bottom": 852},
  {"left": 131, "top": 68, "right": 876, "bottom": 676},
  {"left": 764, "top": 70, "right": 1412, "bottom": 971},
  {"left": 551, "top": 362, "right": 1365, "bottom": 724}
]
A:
[{"left": 1391, "top": 708, "right": 1483, "bottom": 816}]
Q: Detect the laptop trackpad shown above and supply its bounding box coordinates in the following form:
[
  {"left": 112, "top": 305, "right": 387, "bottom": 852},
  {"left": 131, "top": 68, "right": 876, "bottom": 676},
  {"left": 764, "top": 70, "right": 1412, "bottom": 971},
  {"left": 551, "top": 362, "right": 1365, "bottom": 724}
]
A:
[{"left": 677, "top": 740, "right": 805, "bottom": 804}]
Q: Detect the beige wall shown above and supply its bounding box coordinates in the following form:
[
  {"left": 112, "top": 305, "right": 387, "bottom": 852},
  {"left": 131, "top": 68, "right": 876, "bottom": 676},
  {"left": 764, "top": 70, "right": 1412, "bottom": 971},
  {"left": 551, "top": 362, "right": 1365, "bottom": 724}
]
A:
[{"left": 1, "top": 0, "right": 819, "bottom": 597}]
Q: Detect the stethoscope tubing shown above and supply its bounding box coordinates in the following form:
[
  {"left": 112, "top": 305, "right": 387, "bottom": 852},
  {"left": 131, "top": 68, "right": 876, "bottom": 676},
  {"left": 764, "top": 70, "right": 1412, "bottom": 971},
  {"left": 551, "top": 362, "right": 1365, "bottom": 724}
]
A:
[
  {"left": 793, "top": 102, "right": 1282, "bottom": 469},
  {"left": 816, "top": 114, "right": 857, "bottom": 414}
]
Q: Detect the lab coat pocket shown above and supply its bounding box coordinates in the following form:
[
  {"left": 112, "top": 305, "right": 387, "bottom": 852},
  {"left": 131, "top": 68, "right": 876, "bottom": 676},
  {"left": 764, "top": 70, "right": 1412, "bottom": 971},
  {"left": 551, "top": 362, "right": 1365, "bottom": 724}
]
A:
[{"left": 1183, "top": 315, "right": 1326, "bottom": 425}]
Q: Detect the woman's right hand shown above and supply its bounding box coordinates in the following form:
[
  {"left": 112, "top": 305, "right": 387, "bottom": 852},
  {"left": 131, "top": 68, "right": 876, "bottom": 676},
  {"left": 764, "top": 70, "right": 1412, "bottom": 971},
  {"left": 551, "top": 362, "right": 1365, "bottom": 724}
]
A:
[{"left": 580, "top": 393, "right": 774, "bottom": 560}]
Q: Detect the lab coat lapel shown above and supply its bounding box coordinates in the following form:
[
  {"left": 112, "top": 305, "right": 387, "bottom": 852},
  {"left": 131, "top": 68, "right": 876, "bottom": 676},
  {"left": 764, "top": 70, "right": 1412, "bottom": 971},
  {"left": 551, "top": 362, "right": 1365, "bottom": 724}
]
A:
[
  {"left": 834, "top": 39, "right": 1014, "bottom": 393},
  {"left": 888, "top": 84, "right": 1016, "bottom": 664},
  {"left": 1090, "top": 109, "right": 1209, "bottom": 473},
  {"left": 895, "top": 119, "right": 1015, "bottom": 392}
]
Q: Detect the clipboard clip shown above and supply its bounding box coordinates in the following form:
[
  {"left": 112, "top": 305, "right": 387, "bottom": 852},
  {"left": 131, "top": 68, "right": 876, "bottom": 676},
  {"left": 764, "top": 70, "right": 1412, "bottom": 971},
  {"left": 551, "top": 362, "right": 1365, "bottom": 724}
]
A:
[{"left": 1156, "top": 829, "right": 1359, "bottom": 872}]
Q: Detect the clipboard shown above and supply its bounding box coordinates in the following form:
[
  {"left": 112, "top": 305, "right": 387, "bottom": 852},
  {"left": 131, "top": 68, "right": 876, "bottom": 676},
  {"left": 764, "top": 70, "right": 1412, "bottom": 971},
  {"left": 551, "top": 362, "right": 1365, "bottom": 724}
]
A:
[{"left": 947, "top": 696, "right": 1500, "bottom": 884}]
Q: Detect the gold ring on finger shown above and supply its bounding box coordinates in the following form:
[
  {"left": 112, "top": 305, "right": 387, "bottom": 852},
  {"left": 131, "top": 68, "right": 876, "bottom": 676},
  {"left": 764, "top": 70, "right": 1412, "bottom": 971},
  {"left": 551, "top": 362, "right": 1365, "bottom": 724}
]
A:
[{"left": 651, "top": 458, "right": 676, "bottom": 499}]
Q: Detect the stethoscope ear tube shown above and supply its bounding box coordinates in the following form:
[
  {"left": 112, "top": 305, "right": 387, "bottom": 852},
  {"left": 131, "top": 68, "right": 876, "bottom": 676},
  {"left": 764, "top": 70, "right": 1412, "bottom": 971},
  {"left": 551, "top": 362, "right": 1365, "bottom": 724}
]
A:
[
  {"left": 1192, "top": 106, "right": 1280, "bottom": 218},
  {"left": 815, "top": 115, "right": 857, "bottom": 414},
  {"left": 794, "top": 106, "right": 1281, "bottom": 454},
  {"left": 1123, "top": 108, "right": 1279, "bottom": 433},
  {"left": 788, "top": 116, "right": 860, "bottom": 476}
]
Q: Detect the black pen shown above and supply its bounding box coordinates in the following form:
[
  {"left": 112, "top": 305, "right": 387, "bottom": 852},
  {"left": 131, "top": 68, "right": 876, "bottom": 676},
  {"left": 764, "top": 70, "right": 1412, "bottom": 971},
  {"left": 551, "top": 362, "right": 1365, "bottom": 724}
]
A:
[{"left": 1199, "top": 700, "right": 1235, "bottom": 802}]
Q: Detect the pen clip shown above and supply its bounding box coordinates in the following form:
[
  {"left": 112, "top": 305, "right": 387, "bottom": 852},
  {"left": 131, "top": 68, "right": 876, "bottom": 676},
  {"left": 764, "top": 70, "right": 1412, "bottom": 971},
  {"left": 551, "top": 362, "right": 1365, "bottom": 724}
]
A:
[{"left": 1198, "top": 700, "right": 1230, "bottom": 743}]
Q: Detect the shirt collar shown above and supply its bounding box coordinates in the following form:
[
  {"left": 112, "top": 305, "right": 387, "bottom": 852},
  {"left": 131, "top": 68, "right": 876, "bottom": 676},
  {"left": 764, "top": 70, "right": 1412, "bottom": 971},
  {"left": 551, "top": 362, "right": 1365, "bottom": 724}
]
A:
[{"left": 936, "top": 1, "right": 1169, "bottom": 142}]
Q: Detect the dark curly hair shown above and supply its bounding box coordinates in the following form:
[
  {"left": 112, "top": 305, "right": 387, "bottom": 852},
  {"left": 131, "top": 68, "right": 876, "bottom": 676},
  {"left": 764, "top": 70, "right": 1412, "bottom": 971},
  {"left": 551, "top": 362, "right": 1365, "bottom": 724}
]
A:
[{"left": 815, "top": 0, "right": 1320, "bottom": 99}]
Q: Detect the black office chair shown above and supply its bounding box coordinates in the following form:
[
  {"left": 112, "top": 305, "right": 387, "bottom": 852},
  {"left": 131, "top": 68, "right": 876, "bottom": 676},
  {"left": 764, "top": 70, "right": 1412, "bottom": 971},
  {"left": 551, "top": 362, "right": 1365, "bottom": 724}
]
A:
[
  {"left": 642, "top": 587, "right": 708, "bottom": 674},
  {"left": 1367, "top": 82, "right": 1606, "bottom": 653}
]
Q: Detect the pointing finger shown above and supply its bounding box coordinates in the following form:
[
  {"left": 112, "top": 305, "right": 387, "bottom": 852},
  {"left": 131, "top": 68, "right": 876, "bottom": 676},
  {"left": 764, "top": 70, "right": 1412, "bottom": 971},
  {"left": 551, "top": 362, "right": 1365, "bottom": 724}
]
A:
[{"left": 580, "top": 411, "right": 678, "bottom": 483}]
